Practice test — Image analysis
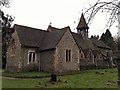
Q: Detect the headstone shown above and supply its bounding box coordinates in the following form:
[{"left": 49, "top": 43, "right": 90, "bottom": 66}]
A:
[{"left": 50, "top": 74, "right": 57, "bottom": 82}]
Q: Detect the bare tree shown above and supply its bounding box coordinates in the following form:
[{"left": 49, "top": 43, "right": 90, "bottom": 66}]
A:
[
  {"left": 0, "top": 0, "right": 11, "bottom": 9},
  {"left": 84, "top": 0, "right": 120, "bottom": 30},
  {"left": 83, "top": 0, "right": 120, "bottom": 85}
]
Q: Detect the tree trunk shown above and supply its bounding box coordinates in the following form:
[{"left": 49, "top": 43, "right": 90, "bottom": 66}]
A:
[{"left": 117, "top": 53, "right": 120, "bottom": 85}]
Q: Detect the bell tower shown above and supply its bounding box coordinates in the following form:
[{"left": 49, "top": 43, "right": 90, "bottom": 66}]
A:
[{"left": 76, "top": 13, "right": 89, "bottom": 39}]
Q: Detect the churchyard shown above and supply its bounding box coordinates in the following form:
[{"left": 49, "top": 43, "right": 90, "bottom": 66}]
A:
[{"left": 2, "top": 68, "right": 119, "bottom": 88}]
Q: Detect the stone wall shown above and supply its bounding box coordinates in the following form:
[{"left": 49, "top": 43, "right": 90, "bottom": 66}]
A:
[
  {"left": 21, "top": 47, "right": 39, "bottom": 72},
  {"left": 40, "top": 49, "right": 55, "bottom": 73},
  {"left": 7, "top": 30, "right": 39, "bottom": 72},
  {"left": 6, "top": 30, "right": 22, "bottom": 72},
  {"left": 55, "top": 30, "right": 79, "bottom": 73}
]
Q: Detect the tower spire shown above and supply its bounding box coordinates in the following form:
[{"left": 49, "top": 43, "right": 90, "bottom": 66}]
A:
[
  {"left": 76, "top": 13, "right": 89, "bottom": 39},
  {"left": 77, "top": 13, "right": 89, "bottom": 30}
]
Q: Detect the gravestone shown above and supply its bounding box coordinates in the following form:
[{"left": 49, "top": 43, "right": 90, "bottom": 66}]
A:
[{"left": 50, "top": 73, "right": 57, "bottom": 82}]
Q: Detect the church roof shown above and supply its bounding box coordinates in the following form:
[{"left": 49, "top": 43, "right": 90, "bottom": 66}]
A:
[
  {"left": 72, "top": 32, "right": 95, "bottom": 50},
  {"left": 90, "top": 38, "right": 110, "bottom": 49},
  {"left": 14, "top": 24, "right": 68, "bottom": 51},
  {"left": 14, "top": 24, "right": 46, "bottom": 48},
  {"left": 14, "top": 24, "right": 110, "bottom": 52},
  {"left": 76, "top": 13, "right": 89, "bottom": 30},
  {"left": 40, "top": 26, "right": 68, "bottom": 51}
]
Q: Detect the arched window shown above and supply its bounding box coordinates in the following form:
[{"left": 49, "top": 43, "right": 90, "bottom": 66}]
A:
[
  {"left": 89, "top": 51, "right": 94, "bottom": 64},
  {"left": 98, "top": 53, "right": 102, "bottom": 60},
  {"left": 79, "top": 50, "right": 84, "bottom": 59}
]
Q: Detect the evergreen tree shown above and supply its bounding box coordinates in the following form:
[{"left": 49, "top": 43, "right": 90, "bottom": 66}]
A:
[
  {"left": 117, "top": 37, "right": 120, "bottom": 50},
  {"left": 1, "top": 0, "right": 14, "bottom": 69},
  {"left": 100, "top": 29, "right": 117, "bottom": 51},
  {"left": 1, "top": 10, "right": 14, "bottom": 69}
]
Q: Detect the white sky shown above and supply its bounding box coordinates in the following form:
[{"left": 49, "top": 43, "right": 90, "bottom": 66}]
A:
[{"left": 2, "top": 0, "right": 118, "bottom": 37}]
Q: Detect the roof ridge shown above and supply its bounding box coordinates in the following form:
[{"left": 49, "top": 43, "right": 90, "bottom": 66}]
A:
[
  {"left": 61, "top": 26, "right": 70, "bottom": 29},
  {"left": 48, "top": 25, "right": 61, "bottom": 30},
  {"left": 14, "top": 24, "right": 47, "bottom": 32},
  {"left": 48, "top": 25, "right": 71, "bottom": 30}
]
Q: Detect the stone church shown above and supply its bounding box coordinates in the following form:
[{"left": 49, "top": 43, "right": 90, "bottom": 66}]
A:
[{"left": 6, "top": 13, "right": 114, "bottom": 73}]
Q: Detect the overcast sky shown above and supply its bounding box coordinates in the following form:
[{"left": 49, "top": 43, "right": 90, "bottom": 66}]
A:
[{"left": 2, "top": 0, "right": 118, "bottom": 37}]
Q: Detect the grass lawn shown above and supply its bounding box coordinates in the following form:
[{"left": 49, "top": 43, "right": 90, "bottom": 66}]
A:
[
  {"left": 2, "top": 71, "right": 51, "bottom": 78},
  {"left": 2, "top": 68, "right": 120, "bottom": 88}
]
